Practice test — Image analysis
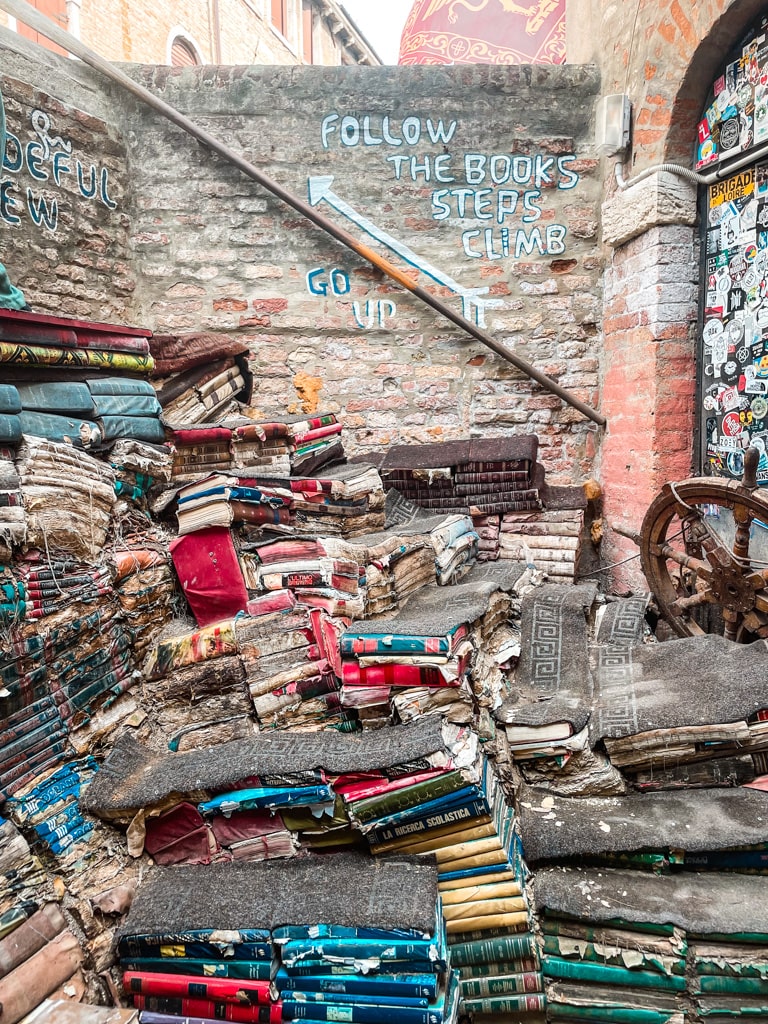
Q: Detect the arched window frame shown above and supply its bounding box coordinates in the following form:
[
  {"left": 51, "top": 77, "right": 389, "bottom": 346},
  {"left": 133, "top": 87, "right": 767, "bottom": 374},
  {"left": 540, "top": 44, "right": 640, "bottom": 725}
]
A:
[{"left": 165, "top": 26, "right": 205, "bottom": 66}]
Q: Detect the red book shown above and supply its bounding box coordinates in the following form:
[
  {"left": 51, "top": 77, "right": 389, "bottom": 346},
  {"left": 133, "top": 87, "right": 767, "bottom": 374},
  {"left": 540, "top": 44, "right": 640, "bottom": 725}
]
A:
[
  {"left": 341, "top": 661, "right": 459, "bottom": 689},
  {"left": 131, "top": 995, "right": 282, "bottom": 1022},
  {"left": 125, "top": 971, "right": 272, "bottom": 1005}
]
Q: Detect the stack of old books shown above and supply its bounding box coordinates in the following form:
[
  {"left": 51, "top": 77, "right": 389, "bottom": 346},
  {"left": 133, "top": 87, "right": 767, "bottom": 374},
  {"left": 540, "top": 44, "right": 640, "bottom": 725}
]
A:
[
  {"left": 15, "top": 436, "right": 116, "bottom": 562},
  {"left": 174, "top": 473, "right": 291, "bottom": 536},
  {"left": 116, "top": 854, "right": 458, "bottom": 1024},
  {"left": 0, "top": 446, "right": 24, "bottom": 561},
  {"left": 473, "top": 514, "right": 500, "bottom": 562},
  {"left": 231, "top": 420, "right": 292, "bottom": 474},
  {"left": 498, "top": 509, "right": 583, "bottom": 582},
  {"left": 361, "top": 747, "right": 542, "bottom": 1018},
  {"left": 80, "top": 719, "right": 452, "bottom": 861},
  {"left": 109, "top": 437, "right": 173, "bottom": 507},
  {"left": 236, "top": 605, "right": 353, "bottom": 732},
  {"left": 370, "top": 437, "right": 542, "bottom": 517},
  {"left": 238, "top": 534, "right": 366, "bottom": 620},
  {"left": 535, "top": 867, "right": 687, "bottom": 1024},
  {"left": 286, "top": 412, "right": 344, "bottom": 474},
  {"left": 167, "top": 425, "right": 234, "bottom": 481},
  {"left": 339, "top": 563, "right": 523, "bottom": 728}
]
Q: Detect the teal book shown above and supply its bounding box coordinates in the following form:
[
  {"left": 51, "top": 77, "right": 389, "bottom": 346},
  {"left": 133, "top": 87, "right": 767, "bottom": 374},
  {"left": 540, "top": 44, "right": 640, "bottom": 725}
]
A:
[
  {"left": 542, "top": 935, "right": 685, "bottom": 976},
  {"left": 547, "top": 1007, "right": 678, "bottom": 1024},
  {"left": 449, "top": 932, "right": 537, "bottom": 968},
  {"left": 543, "top": 957, "right": 685, "bottom": 992},
  {"left": 121, "top": 958, "right": 273, "bottom": 981}
]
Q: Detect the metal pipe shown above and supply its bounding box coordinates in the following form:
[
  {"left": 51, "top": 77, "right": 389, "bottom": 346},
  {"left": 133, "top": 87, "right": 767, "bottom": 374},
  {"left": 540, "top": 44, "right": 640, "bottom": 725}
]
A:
[{"left": 0, "top": 0, "right": 606, "bottom": 427}]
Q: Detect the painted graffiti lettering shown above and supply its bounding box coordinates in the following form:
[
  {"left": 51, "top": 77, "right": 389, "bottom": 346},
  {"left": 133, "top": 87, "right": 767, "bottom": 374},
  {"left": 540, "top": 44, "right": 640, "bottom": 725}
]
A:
[
  {"left": 352, "top": 300, "right": 397, "bottom": 330},
  {"left": 431, "top": 187, "right": 542, "bottom": 224},
  {"left": 306, "top": 267, "right": 350, "bottom": 296},
  {"left": 462, "top": 225, "right": 567, "bottom": 260},
  {"left": 1, "top": 109, "right": 117, "bottom": 233},
  {"left": 321, "top": 113, "right": 458, "bottom": 149},
  {"left": 387, "top": 154, "right": 456, "bottom": 182}
]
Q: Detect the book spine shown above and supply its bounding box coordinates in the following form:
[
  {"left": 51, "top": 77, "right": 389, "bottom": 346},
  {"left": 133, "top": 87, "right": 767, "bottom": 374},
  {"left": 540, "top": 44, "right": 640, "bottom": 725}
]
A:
[
  {"left": 368, "top": 799, "right": 491, "bottom": 846},
  {"left": 117, "top": 939, "right": 272, "bottom": 960},
  {"left": 132, "top": 995, "right": 282, "bottom": 1023},
  {"left": 696, "top": 974, "right": 768, "bottom": 994},
  {"left": 276, "top": 975, "right": 438, "bottom": 999},
  {"left": 457, "top": 958, "right": 539, "bottom": 979},
  {"left": 448, "top": 933, "right": 537, "bottom": 965},
  {"left": 350, "top": 772, "right": 468, "bottom": 823},
  {"left": 282, "top": 1001, "right": 442, "bottom": 1024},
  {"left": 458, "top": 970, "right": 543, "bottom": 997},
  {"left": 542, "top": 957, "right": 685, "bottom": 991},
  {"left": 460, "top": 994, "right": 545, "bottom": 1013},
  {"left": 121, "top": 958, "right": 273, "bottom": 981},
  {"left": 124, "top": 971, "right": 272, "bottom": 1003}
]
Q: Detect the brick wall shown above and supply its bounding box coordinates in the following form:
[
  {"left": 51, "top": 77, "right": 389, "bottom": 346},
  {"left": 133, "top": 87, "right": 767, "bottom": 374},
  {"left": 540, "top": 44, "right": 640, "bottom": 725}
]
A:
[{"left": 1, "top": 32, "right": 605, "bottom": 477}]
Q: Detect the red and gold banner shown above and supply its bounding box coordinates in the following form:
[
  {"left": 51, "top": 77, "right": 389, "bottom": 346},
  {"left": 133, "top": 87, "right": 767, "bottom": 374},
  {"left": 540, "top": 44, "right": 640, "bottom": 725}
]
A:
[{"left": 398, "top": 0, "right": 565, "bottom": 66}]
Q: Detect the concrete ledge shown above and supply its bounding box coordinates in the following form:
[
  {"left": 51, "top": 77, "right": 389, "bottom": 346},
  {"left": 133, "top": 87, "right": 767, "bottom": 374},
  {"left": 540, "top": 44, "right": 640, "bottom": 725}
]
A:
[{"left": 602, "top": 169, "right": 698, "bottom": 249}]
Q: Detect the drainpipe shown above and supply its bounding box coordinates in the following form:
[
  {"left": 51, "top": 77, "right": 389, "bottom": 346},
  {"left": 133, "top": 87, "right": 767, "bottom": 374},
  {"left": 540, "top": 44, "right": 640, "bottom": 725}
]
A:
[{"left": 0, "top": 0, "right": 607, "bottom": 428}]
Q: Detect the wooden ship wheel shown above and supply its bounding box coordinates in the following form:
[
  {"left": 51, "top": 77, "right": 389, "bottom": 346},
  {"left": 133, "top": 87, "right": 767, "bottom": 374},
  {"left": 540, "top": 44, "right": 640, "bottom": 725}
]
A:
[{"left": 638, "top": 447, "right": 768, "bottom": 641}]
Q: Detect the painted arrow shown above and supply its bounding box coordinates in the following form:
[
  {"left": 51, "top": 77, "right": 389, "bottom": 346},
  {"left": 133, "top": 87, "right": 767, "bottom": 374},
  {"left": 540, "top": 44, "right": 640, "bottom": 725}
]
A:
[{"left": 308, "top": 175, "right": 504, "bottom": 328}]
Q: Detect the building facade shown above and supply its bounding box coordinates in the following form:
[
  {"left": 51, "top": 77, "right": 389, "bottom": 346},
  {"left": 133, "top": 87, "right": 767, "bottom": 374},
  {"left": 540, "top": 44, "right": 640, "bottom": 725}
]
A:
[{"left": 0, "top": 0, "right": 380, "bottom": 67}]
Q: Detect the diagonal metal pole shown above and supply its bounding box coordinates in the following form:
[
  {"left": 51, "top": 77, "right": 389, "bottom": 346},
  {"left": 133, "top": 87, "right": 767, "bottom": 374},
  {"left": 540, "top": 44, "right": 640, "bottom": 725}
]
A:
[{"left": 0, "top": 0, "right": 606, "bottom": 426}]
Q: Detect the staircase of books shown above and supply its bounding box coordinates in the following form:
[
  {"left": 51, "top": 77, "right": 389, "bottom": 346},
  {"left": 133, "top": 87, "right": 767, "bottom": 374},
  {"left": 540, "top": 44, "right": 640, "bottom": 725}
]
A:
[{"left": 1, "top": 309, "right": 768, "bottom": 1024}]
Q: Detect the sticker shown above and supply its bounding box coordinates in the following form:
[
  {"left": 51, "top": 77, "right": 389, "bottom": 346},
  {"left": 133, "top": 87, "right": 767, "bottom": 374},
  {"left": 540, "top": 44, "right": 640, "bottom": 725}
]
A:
[
  {"left": 703, "top": 318, "right": 725, "bottom": 343},
  {"left": 728, "top": 450, "right": 746, "bottom": 476},
  {"left": 721, "top": 359, "right": 740, "bottom": 384},
  {"left": 727, "top": 319, "right": 745, "bottom": 344},
  {"left": 719, "top": 117, "right": 741, "bottom": 151},
  {"left": 753, "top": 396, "right": 768, "bottom": 418}
]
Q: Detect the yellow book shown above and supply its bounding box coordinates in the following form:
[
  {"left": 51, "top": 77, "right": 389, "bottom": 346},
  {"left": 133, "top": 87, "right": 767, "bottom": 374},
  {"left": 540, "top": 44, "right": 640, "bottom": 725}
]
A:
[
  {"left": 438, "top": 870, "right": 517, "bottom": 892},
  {"left": 443, "top": 897, "right": 527, "bottom": 921},
  {"left": 438, "top": 849, "right": 509, "bottom": 872},
  {"left": 441, "top": 881, "right": 522, "bottom": 905},
  {"left": 434, "top": 836, "right": 505, "bottom": 863},
  {"left": 368, "top": 817, "right": 493, "bottom": 855},
  {"left": 446, "top": 911, "right": 529, "bottom": 935}
]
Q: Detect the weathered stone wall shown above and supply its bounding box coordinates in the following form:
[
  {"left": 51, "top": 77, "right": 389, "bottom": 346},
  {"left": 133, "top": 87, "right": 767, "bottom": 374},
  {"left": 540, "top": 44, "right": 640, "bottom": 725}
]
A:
[{"left": 1, "top": 32, "right": 604, "bottom": 479}]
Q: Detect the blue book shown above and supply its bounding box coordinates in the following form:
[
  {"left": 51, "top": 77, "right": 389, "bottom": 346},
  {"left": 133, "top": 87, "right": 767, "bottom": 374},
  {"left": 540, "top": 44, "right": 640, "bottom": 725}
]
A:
[
  {"left": 365, "top": 787, "right": 485, "bottom": 832},
  {"left": 198, "top": 784, "right": 334, "bottom": 815},
  {"left": 273, "top": 968, "right": 439, "bottom": 1000},
  {"left": 273, "top": 925, "right": 432, "bottom": 942},
  {"left": 280, "top": 960, "right": 439, "bottom": 980},
  {"left": 121, "top": 958, "right": 273, "bottom": 980},
  {"left": 282, "top": 995, "right": 447, "bottom": 1024},
  {"left": 368, "top": 797, "right": 491, "bottom": 846},
  {"left": 281, "top": 991, "right": 431, "bottom": 1009}
]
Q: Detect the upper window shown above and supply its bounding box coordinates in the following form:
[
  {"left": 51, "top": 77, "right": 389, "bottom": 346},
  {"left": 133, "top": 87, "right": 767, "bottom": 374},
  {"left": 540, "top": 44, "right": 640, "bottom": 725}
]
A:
[
  {"left": 271, "top": 0, "right": 288, "bottom": 37},
  {"left": 16, "top": 0, "right": 68, "bottom": 57},
  {"left": 171, "top": 37, "right": 200, "bottom": 66}
]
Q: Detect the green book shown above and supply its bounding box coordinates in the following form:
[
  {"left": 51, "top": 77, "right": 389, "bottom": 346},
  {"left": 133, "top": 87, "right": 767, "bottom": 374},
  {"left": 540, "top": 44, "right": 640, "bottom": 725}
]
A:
[
  {"left": 548, "top": 1006, "right": 679, "bottom": 1024},
  {"left": 697, "top": 974, "right": 768, "bottom": 995},
  {"left": 543, "top": 915, "right": 678, "bottom": 938},
  {"left": 461, "top": 992, "right": 546, "bottom": 1014},
  {"left": 449, "top": 931, "right": 537, "bottom": 966},
  {"left": 542, "top": 935, "right": 685, "bottom": 976},
  {"left": 457, "top": 957, "right": 539, "bottom": 979},
  {"left": 350, "top": 771, "right": 470, "bottom": 823},
  {"left": 543, "top": 957, "right": 686, "bottom": 992},
  {"left": 459, "top": 969, "right": 543, "bottom": 998}
]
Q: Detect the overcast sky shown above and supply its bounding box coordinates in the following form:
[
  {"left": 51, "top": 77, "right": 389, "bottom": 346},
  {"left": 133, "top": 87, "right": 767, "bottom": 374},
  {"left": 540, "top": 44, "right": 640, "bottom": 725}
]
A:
[{"left": 340, "top": 0, "right": 414, "bottom": 64}]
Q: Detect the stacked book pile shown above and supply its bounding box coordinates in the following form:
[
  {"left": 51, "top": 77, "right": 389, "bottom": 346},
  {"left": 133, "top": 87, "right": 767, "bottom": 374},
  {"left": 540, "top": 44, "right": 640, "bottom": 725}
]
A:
[
  {"left": 362, "top": 748, "right": 542, "bottom": 1018},
  {"left": 10, "top": 381, "right": 99, "bottom": 449},
  {"left": 16, "top": 436, "right": 116, "bottom": 562},
  {"left": 535, "top": 870, "right": 687, "bottom": 1024},
  {"left": 161, "top": 363, "right": 248, "bottom": 423},
  {"left": 370, "top": 437, "right": 542, "bottom": 517},
  {"left": 232, "top": 421, "right": 292, "bottom": 474},
  {"left": 472, "top": 514, "right": 500, "bottom": 562},
  {"left": 109, "top": 438, "right": 173, "bottom": 507},
  {"left": 498, "top": 509, "right": 584, "bottom": 582},
  {"left": 150, "top": 331, "right": 252, "bottom": 426},
  {"left": 109, "top": 534, "right": 180, "bottom": 663},
  {"left": 286, "top": 412, "right": 344, "bottom": 474},
  {"left": 0, "top": 895, "right": 86, "bottom": 1024},
  {"left": 0, "top": 564, "right": 25, "bottom": 624},
  {"left": 174, "top": 474, "right": 291, "bottom": 536},
  {"left": 0, "top": 309, "right": 154, "bottom": 375},
  {"left": 0, "top": 815, "right": 50, "bottom": 930},
  {"left": 238, "top": 535, "right": 367, "bottom": 620},
  {"left": 689, "top": 934, "right": 768, "bottom": 1018},
  {"left": 236, "top": 605, "right": 353, "bottom": 732},
  {"left": 14, "top": 554, "right": 112, "bottom": 620},
  {"left": 339, "top": 564, "right": 523, "bottom": 728},
  {"left": 168, "top": 425, "right": 234, "bottom": 481},
  {"left": 281, "top": 464, "right": 386, "bottom": 537},
  {"left": 80, "top": 719, "right": 455, "bottom": 862},
  {"left": 85, "top": 378, "right": 164, "bottom": 445},
  {"left": 0, "top": 445, "right": 24, "bottom": 561},
  {"left": 115, "top": 854, "right": 458, "bottom": 1024}
]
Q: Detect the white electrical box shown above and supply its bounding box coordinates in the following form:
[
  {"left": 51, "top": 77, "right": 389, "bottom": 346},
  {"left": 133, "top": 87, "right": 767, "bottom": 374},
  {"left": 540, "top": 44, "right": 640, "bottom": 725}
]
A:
[{"left": 595, "top": 94, "right": 632, "bottom": 155}]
